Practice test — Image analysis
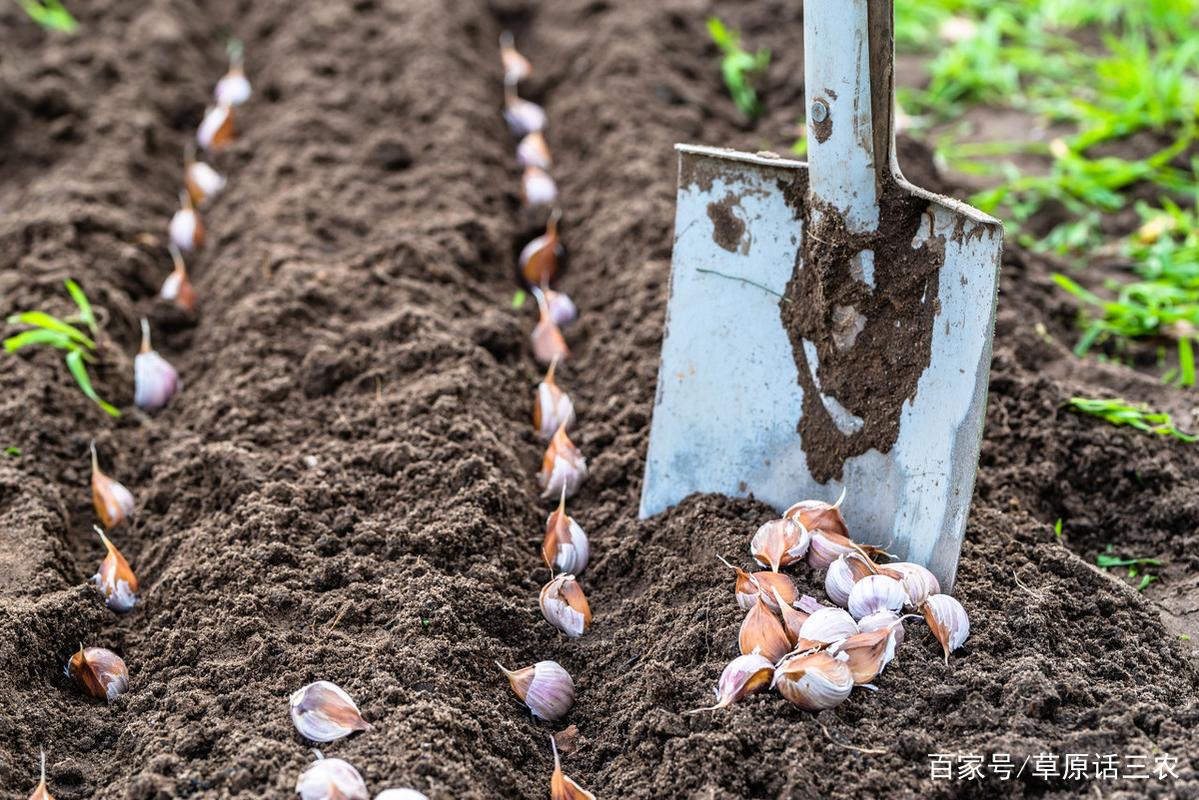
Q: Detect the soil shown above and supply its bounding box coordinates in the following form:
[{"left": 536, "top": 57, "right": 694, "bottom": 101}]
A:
[{"left": 2, "top": 1, "right": 1199, "bottom": 799}]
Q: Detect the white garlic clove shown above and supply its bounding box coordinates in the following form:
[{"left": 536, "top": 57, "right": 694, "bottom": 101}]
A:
[
  {"left": 289, "top": 681, "right": 372, "bottom": 743},
  {"left": 880, "top": 562, "right": 941, "bottom": 608},
  {"left": 823, "top": 553, "right": 871, "bottom": 608},
  {"left": 858, "top": 610, "right": 907, "bottom": 649},
  {"left": 531, "top": 287, "right": 570, "bottom": 366},
  {"left": 197, "top": 104, "right": 235, "bottom": 151},
  {"left": 538, "top": 423, "right": 586, "bottom": 500},
  {"left": 542, "top": 488, "right": 589, "bottom": 575},
  {"left": 796, "top": 594, "right": 827, "bottom": 614},
  {"left": 922, "top": 593, "right": 970, "bottom": 664},
  {"left": 686, "top": 652, "right": 774, "bottom": 713},
  {"left": 517, "top": 131, "right": 553, "bottom": 170},
  {"left": 134, "top": 319, "right": 181, "bottom": 411},
  {"left": 772, "top": 651, "right": 854, "bottom": 711},
  {"left": 847, "top": 574, "right": 906, "bottom": 620},
  {"left": 539, "top": 574, "right": 592, "bottom": 638},
  {"left": 504, "top": 93, "right": 547, "bottom": 137},
  {"left": 522, "top": 166, "right": 558, "bottom": 208},
  {"left": 160, "top": 244, "right": 197, "bottom": 312},
  {"left": 717, "top": 555, "right": 796, "bottom": 612},
  {"left": 545, "top": 289, "right": 577, "bottom": 327},
  {"left": 169, "top": 192, "right": 203, "bottom": 252},
  {"left": 738, "top": 594, "right": 791, "bottom": 663},
  {"left": 534, "top": 358, "right": 576, "bottom": 439},
  {"left": 90, "top": 441, "right": 134, "bottom": 530},
  {"left": 796, "top": 606, "right": 859, "bottom": 650},
  {"left": 66, "top": 645, "right": 128, "bottom": 701},
  {"left": 295, "top": 752, "right": 368, "bottom": 800},
  {"left": 375, "top": 792, "right": 429, "bottom": 800},
  {"left": 497, "top": 660, "right": 575, "bottom": 722},
  {"left": 499, "top": 31, "right": 532, "bottom": 85},
  {"left": 185, "top": 159, "right": 226, "bottom": 207},
  {"left": 771, "top": 586, "right": 808, "bottom": 646},
  {"left": 806, "top": 529, "right": 858, "bottom": 570},
  {"left": 749, "top": 518, "right": 810, "bottom": 572},
  {"left": 215, "top": 69, "right": 251, "bottom": 107},
  {"left": 784, "top": 488, "right": 849, "bottom": 538},
  {"left": 92, "top": 526, "right": 138, "bottom": 613}
]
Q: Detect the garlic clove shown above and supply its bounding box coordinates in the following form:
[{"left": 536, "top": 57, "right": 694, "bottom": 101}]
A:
[
  {"left": 550, "top": 735, "right": 595, "bottom": 800},
  {"left": 531, "top": 287, "right": 570, "bottom": 366},
  {"left": 66, "top": 645, "right": 128, "bottom": 701},
  {"left": 538, "top": 423, "right": 586, "bottom": 500},
  {"left": 750, "top": 518, "right": 810, "bottom": 572},
  {"left": 215, "top": 67, "right": 252, "bottom": 108},
  {"left": 517, "top": 131, "right": 553, "bottom": 170},
  {"left": 522, "top": 166, "right": 558, "bottom": 208},
  {"left": 542, "top": 487, "right": 589, "bottom": 575},
  {"left": 504, "top": 89, "right": 546, "bottom": 137},
  {"left": 796, "top": 594, "right": 827, "bottom": 614},
  {"left": 499, "top": 31, "right": 532, "bottom": 85},
  {"left": 497, "top": 660, "right": 575, "bottom": 722},
  {"left": 771, "top": 651, "right": 854, "bottom": 711},
  {"left": 544, "top": 288, "right": 577, "bottom": 328},
  {"left": 289, "top": 681, "right": 372, "bottom": 743},
  {"left": 827, "top": 628, "right": 895, "bottom": 685},
  {"left": 716, "top": 555, "right": 797, "bottom": 612},
  {"left": 539, "top": 574, "right": 592, "bottom": 638},
  {"left": 879, "top": 562, "right": 941, "bottom": 609},
  {"left": 184, "top": 146, "right": 226, "bottom": 208},
  {"left": 921, "top": 593, "right": 970, "bottom": 664},
  {"left": 169, "top": 193, "right": 203, "bottom": 253},
  {"left": 28, "top": 749, "right": 53, "bottom": 800},
  {"left": 90, "top": 441, "right": 134, "bottom": 530},
  {"left": 784, "top": 488, "right": 849, "bottom": 538},
  {"left": 375, "top": 792, "right": 429, "bottom": 800},
  {"left": 160, "top": 244, "right": 197, "bottom": 312},
  {"left": 92, "top": 525, "right": 138, "bottom": 613},
  {"left": 847, "top": 574, "right": 906, "bottom": 620},
  {"left": 197, "top": 104, "right": 235, "bottom": 151},
  {"left": 796, "top": 607, "right": 859, "bottom": 651},
  {"left": 519, "top": 209, "right": 562, "bottom": 287},
  {"left": 134, "top": 319, "right": 181, "bottom": 411},
  {"left": 534, "top": 357, "right": 576, "bottom": 439},
  {"left": 771, "top": 586, "right": 808, "bottom": 646},
  {"left": 686, "top": 652, "right": 774, "bottom": 713},
  {"left": 295, "top": 751, "right": 368, "bottom": 800},
  {"left": 824, "top": 553, "right": 871, "bottom": 608},
  {"left": 858, "top": 610, "right": 907, "bottom": 649},
  {"left": 738, "top": 594, "right": 791, "bottom": 663}
]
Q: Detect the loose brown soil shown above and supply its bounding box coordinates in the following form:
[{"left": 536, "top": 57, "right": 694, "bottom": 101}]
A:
[{"left": 2, "top": 1, "right": 1198, "bottom": 799}]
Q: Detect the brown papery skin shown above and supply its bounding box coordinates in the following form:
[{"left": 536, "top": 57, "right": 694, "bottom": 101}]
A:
[{"left": 738, "top": 595, "right": 790, "bottom": 663}]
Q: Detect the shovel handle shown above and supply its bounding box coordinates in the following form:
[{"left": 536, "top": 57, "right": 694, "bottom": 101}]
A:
[{"left": 803, "top": 0, "right": 896, "bottom": 234}]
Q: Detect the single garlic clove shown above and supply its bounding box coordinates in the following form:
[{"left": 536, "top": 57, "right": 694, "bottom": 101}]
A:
[
  {"left": 504, "top": 92, "right": 547, "bottom": 138},
  {"left": 90, "top": 441, "right": 134, "bottom": 530},
  {"left": 66, "top": 645, "right": 128, "bottom": 701},
  {"left": 542, "top": 487, "right": 589, "bottom": 575},
  {"left": 375, "top": 792, "right": 429, "bottom": 800},
  {"left": 519, "top": 210, "right": 562, "bottom": 287},
  {"left": 531, "top": 288, "right": 570, "bottom": 366},
  {"left": 289, "top": 681, "right": 372, "bottom": 743},
  {"left": 806, "top": 529, "right": 858, "bottom": 570},
  {"left": 185, "top": 156, "right": 226, "bottom": 208},
  {"left": 534, "top": 357, "right": 576, "bottom": 439},
  {"left": 540, "top": 574, "right": 592, "bottom": 638},
  {"left": 858, "top": 609, "right": 907, "bottom": 649},
  {"left": 517, "top": 131, "right": 553, "bottom": 170},
  {"left": 499, "top": 31, "right": 532, "bottom": 85},
  {"left": 160, "top": 244, "right": 197, "bottom": 312},
  {"left": 738, "top": 594, "right": 791, "bottom": 663},
  {"left": 824, "top": 554, "right": 860, "bottom": 608},
  {"left": 92, "top": 526, "right": 138, "bottom": 613},
  {"left": 686, "top": 652, "right": 774, "bottom": 713},
  {"left": 197, "top": 104, "right": 235, "bottom": 151},
  {"left": 772, "top": 651, "right": 855, "bottom": 711},
  {"left": 770, "top": 586, "right": 808, "bottom": 646},
  {"left": 28, "top": 749, "right": 53, "bottom": 800},
  {"left": 717, "top": 555, "right": 797, "bottom": 612},
  {"left": 522, "top": 166, "right": 558, "bottom": 208},
  {"left": 550, "top": 735, "right": 595, "bottom": 800},
  {"left": 749, "top": 518, "right": 810, "bottom": 572},
  {"left": 497, "top": 660, "right": 575, "bottom": 722},
  {"left": 134, "top": 319, "right": 181, "bottom": 411},
  {"left": 847, "top": 574, "right": 906, "bottom": 620},
  {"left": 827, "top": 627, "right": 895, "bottom": 685},
  {"left": 169, "top": 191, "right": 203, "bottom": 252},
  {"left": 784, "top": 488, "right": 849, "bottom": 539},
  {"left": 538, "top": 423, "right": 586, "bottom": 500},
  {"left": 879, "top": 562, "right": 941, "bottom": 608},
  {"left": 796, "top": 606, "right": 859, "bottom": 651},
  {"left": 922, "top": 593, "right": 970, "bottom": 664},
  {"left": 215, "top": 67, "right": 252, "bottom": 107},
  {"left": 545, "top": 288, "right": 577, "bottom": 328},
  {"left": 295, "top": 752, "right": 368, "bottom": 800}
]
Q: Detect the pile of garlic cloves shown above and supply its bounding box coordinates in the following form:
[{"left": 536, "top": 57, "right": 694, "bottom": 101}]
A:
[{"left": 694, "top": 492, "right": 971, "bottom": 715}]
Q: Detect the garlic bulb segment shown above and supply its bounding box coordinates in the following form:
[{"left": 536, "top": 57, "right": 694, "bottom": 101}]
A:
[
  {"left": 534, "top": 357, "right": 576, "bottom": 439},
  {"left": 197, "top": 104, "right": 235, "bottom": 151},
  {"left": 796, "top": 594, "right": 827, "bottom": 614},
  {"left": 545, "top": 288, "right": 577, "bottom": 328},
  {"left": 542, "top": 487, "right": 589, "bottom": 575},
  {"left": 289, "top": 681, "right": 372, "bottom": 742},
  {"left": 540, "top": 574, "right": 592, "bottom": 638},
  {"left": 858, "top": 610, "right": 907, "bottom": 649},
  {"left": 500, "top": 31, "right": 532, "bottom": 85},
  {"left": 504, "top": 87, "right": 546, "bottom": 137},
  {"left": 497, "top": 660, "right": 574, "bottom": 722},
  {"left": 796, "top": 607, "right": 859, "bottom": 651},
  {"left": 66, "top": 645, "right": 128, "bottom": 701},
  {"left": 184, "top": 148, "right": 226, "bottom": 207},
  {"left": 522, "top": 166, "right": 558, "bottom": 208},
  {"left": 717, "top": 555, "right": 796, "bottom": 612},
  {"left": 806, "top": 529, "right": 858, "bottom": 570},
  {"left": 879, "top": 562, "right": 941, "bottom": 609},
  {"left": 772, "top": 651, "right": 854, "bottom": 711},
  {"left": 29, "top": 749, "right": 53, "bottom": 800},
  {"left": 828, "top": 628, "right": 896, "bottom": 685},
  {"left": 784, "top": 488, "right": 849, "bottom": 538},
  {"left": 520, "top": 209, "right": 562, "bottom": 286},
  {"left": 375, "top": 792, "right": 429, "bottom": 800},
  {"left": 92, "top": 526, "right": 138, "bottom": 613},
  {"left": 169, "top": 191, "right": 203, "bottom": 252},
  {"left": 295, "top": 752, "right": 368, "bottom": 800},
  {"left": 134, "top": 319, "right": 181, "bottom": 410},
  {"left": 824, "top": 553, "right": 873, "bottom": 608},
  {"left": 847, "top": 574, "right": 906, "bottom": 620},
  {"left": 686, "top": 652, "right": 773, "bottom": 713},
  {"left": 215, "top": 66, "right": 252, "bottom": 107},
  {"left": 739, "top": 594, "right": 791, "bottom": 663},
  {"left": 922, "top": 593, "right": 970, "bottom": 664},
  {"left": 531, "top": 287, "right": 570, "bottom": 366},
  {"left": 160, "top": 244, "right": 196, "bottom": 311},
  {"left": 771, "top": 587, "right": 808, "bottom": 646},
  {"left": 90, "top": 441, "right": 134, "bottom": 530},
  {"left": 750, "top": 518, "right": 810, "bottom": 572},
  {"left": 538, "top": 423, "right": 586, "bottom": 500},
  {"left": 550, "top": 736, "right": 595, "bottom": 800},
  {"left": 517, "top": 131, "right": 552, "bottom": 170}
]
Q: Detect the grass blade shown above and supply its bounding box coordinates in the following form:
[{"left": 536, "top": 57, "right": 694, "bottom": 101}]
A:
[
  {"left": 64, "top": 349, "right": 120, "bottom": 417},
  {"left": 6, "top": 311, "right": 94, "bottom": 349},
  {"left": 4, "top": 329, "right": 76, "bottom": 353},
  {"left": 64, "top": 279, "right": 97, "bottom": 336}
]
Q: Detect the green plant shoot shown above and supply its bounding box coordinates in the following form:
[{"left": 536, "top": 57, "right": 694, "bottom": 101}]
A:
[
  {"left": 707, "top": 17, "right": 771, "bottom": 119},
  {"left": 1067, "top": 396, "right": 1195, "bottom": 442},
  {"left": 16, "top": 0, "right": 78, "bottom": 33}
]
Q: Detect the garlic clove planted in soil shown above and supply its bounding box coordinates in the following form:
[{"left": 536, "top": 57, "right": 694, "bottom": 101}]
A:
[
  {"left": 28, "top": 749, "right": 53, "bottom": 800},
  {"left": 134, "top": 319, "right": 181, "bottom": 411},
  {"left": 522, "top": 166, "right": 558, "bottom": 208},
  {"left": 295, "top": 751, "right": 368, "bottom": 800},
  {"left": 784, "top": 489, "right": 849, "bottom": 539},
  {"left": 215, "top": 57, "right": 252, "bottom": 107},
  {"left": 542, "top": 487, "right": 589, "bottom": 575},
  {"left": 824, "top": 553, "right": 874, "bottom": 608},
  {"left": 160, "top": 244, "right": 197, "bottom": 312},
  {"left": 531, "top": 287, "right": 570, "bottom": 365},
  {"left": 184, "top": 146, "right": 226, "bottom": 207},
  {"left": 922, "top": 593, "right": 970, "bottom": 664},
  {"left": 92, "top": 525, "right": 138, "bottom": 613},
  {"left": 375, "top": 792, "right": 429, "bottom": 800},
  {"left": 534, "top": 357, "right": 576, "bottom": 439},
  {"left": 500, "top": 31, "right": 532, "bottom": 85},
  {"left": 197, "top": 103, "right": 235, "bottom": 151},
  {"left": 544, "top": 288, "right": 577, "bottom": 328},
  {"left": 538, "top": 423, "right": 586, "bottom": 500},
  {"left": 169, "top": 191, "right": 203, "bottom": 252},
  {"left": 847, "top": 574, "right": 906, "bottom": 620},
  {"left": 879, "top": 562, "right": 941, "bottom": 609},
  {"left": 540, "top": 574, "right": 592, "bottom": 638},
  {"left": 497, "top": 660, "right": 575, "bottom": 722},
  {"left": 717, "top": 555, "right": 797, "bottom": 612},
  {"left": 686, "top": 652, "right": 774, "bottom": 713},
  {"left": 504, "top": 87, "right": 546, "bottom": 137},
  {"left": 750, "top": 518, "right": 810, "bottom": 572},
  {"left": 90, "top": 441, "right": 134, "bottom": 530},
  {"left": 550, "top": 735, "right": 595, "bottom": 800},
  {"left": 520, "top": 209, "right": 562, "bottom": 287},
  {"left": 517, "top": 131, "right": 553, "bottom": 170},
  {"left": 739, "top": 594, "right": 791, "bottom": 663},
  {"left": 796, "top": 607, "right": 859, "bottom": 651},
  {"left": 289, "top": 681, "right": 372, "bottom": 742},
  {"left": 66, "top": 645, "right": 128, "bottom": 701},
  {"left": 772, "top": 651, "right": 854, "bottom": 711}
]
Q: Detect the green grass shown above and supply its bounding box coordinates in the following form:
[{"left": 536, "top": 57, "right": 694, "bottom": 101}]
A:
[
  {"left": 1096, "top": 543, "right": 1161, "bottom": 591},
  {"left": 707, "top": 17, "right": 770, "bottom": 120},
  {"left": 1067, "top": 396, "right": 1196, "bottom": 441},
  {"left": 16, "top": 0, "right": 77, "bottom": 33}
]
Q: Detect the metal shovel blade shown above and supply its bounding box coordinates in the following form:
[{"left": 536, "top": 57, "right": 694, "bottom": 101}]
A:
[{"left": 639, "top": 0, "right": 1002, "bottom": 591}]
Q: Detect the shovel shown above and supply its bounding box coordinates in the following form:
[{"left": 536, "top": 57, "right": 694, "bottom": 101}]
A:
[{"left": 640, "top": 0, "right": 1002, "bottom": 591}]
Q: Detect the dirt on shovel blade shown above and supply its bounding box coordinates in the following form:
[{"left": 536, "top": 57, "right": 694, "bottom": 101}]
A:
[{"left": 1, "top": 0, "right": 1198, "bottom": 798}]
